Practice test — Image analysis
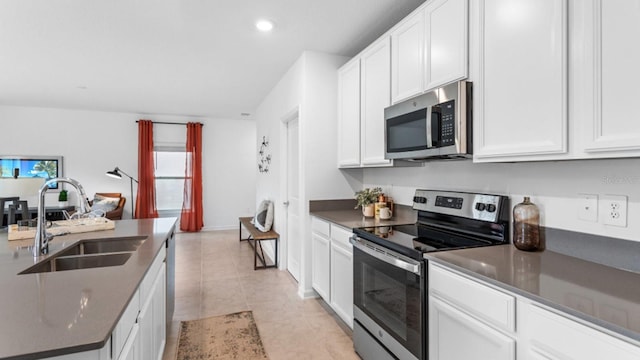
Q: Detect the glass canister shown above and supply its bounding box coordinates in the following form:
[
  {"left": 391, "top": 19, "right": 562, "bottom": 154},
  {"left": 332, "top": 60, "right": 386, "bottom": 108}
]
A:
[{"left": 513, "top": 197, "right": 541, "bottom": 251}]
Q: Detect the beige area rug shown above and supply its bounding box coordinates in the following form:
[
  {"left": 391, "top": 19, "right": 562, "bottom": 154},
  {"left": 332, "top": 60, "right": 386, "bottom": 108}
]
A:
[{"left": 176, "top": 311, "right": 269, "bottom": 360}]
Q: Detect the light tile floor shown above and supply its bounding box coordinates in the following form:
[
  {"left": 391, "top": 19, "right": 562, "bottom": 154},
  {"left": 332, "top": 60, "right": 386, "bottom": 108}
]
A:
[{"left": 162, "top": 230, "right": 360, "bottom": 360}]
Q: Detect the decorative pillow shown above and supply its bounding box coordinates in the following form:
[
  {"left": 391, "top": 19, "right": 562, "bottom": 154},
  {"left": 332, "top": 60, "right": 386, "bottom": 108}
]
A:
[
  {"left": 252, "top": 200, "right": 274, "bottom": 232},
  {"left": 91, "top": 194, "right": 120, "bottom": 213}
]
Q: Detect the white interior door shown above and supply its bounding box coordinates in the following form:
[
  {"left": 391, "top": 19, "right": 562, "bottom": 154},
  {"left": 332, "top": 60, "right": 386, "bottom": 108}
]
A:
[{"left": 286, "top": 118, "right": 301, "bottom": 281}]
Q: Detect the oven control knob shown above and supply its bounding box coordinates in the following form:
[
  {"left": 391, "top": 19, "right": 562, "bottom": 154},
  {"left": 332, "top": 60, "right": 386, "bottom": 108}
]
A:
[
  {"left": 413, "top": 196, "right": 427, "bottom": 204},
  {"left": 475, "top": 202, "right": 486, "bottom": 211},
  {"left": 487, "top": 204, "right": 497, "bottom": 213}
]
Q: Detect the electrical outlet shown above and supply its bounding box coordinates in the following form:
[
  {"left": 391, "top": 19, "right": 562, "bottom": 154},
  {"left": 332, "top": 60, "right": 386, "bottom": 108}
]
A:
[
  {"left": 601, "top": 195, "right": 627, "bottom": 227},
  {"left": 578, "top": 194, "right": 598, "bottom": 222}
]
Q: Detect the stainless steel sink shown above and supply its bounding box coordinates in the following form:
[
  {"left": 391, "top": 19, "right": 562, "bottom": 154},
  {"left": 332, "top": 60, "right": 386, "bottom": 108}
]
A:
[
  {"left": 18, "top": 236, "right": 147, "bottom": 274},
  {"left": 19, "top": 253, "right": 133, "bottom": 274},
  {"left": 55, "top": 236, "right": 147, "bottom": 257}
]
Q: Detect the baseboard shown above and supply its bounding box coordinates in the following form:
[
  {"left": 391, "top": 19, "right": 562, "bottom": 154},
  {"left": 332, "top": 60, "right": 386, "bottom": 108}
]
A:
[{"left": 298, "top": 287, "right": 319, "bottom": 299}]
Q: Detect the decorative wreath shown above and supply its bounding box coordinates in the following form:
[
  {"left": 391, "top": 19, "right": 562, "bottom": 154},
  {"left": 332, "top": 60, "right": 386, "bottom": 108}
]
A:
[{"left": 258, "top": 136, "right": 271, "bottom": 173}]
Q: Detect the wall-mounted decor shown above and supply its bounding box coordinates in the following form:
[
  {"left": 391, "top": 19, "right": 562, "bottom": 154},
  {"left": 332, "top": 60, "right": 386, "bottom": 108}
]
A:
[
  {"left": 258, "top": 136, "right": 271, "bottom": 173},
  {"left": 0, "top": 155, "right": 64, "bottom": 191}
]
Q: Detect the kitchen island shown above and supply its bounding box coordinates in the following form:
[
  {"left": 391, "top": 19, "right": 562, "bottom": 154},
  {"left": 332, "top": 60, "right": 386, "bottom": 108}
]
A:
[{"left": 0, "top": 218, "right": 176, "bottom": 360}]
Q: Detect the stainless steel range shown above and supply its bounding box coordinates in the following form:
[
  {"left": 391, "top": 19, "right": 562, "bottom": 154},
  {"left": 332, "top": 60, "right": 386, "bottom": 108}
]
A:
[{"left": 350, "top": 189, "right": 510, "bottom": 360}]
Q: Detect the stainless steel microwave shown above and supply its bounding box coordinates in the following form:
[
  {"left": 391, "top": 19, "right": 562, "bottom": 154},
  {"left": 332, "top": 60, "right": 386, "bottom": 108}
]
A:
[{"left": 384, "top": 81, "right": 472, "bottom": 160}]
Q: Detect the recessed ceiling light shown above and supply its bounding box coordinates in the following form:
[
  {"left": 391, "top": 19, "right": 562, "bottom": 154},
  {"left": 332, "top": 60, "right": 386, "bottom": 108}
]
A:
[{"left": 256, "top": 20, "right": 274, "bottom": 32}]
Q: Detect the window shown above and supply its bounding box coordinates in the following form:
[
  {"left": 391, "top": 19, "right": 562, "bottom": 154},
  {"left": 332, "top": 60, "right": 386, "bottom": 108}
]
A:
[{"left": 154, "top": 148, "right": 186, "bottom": 212}]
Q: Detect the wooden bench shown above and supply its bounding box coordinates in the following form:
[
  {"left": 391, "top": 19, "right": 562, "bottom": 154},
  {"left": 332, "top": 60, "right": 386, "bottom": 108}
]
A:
[{"left": 239, "top": 217, "right": 279, "bottom": 270}]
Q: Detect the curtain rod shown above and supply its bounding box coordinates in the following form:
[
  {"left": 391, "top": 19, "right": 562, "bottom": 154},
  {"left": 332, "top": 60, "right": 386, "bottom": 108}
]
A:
[{"left": 135, "top": 120, "right": 203, "bottom": 126}]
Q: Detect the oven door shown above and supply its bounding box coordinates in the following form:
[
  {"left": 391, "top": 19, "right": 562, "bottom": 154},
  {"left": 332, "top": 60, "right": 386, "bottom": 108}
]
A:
[{"left": 351, "top": 236, "right": 425, "bottom": 360}]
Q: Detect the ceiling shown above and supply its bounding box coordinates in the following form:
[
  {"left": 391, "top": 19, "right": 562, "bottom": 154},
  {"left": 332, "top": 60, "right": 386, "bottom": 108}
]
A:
[{"left": 0, "top": 0, "right": 425, "bottom": 120}]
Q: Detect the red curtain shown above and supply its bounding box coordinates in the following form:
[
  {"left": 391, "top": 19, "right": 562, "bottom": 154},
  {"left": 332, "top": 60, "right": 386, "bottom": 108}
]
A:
[
  {"left": 180, "top": 122, "right": 204, "bottom": 231},
  {"left": 135, "top": 120, "right": 159, "bottom": 219}
]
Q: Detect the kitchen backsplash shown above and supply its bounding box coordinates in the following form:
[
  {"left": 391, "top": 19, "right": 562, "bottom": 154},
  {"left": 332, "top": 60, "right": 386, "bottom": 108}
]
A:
[{"left": 363, "top": 157, "right": 640, "bottom": 242}]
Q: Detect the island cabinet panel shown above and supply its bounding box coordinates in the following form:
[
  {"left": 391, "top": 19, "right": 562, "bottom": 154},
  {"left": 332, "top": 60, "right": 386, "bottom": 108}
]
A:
[
  {"left": 474, "top": 0, "right": 568, "bottom": 161},
  {"left": 118, "top": 324, "right": 140, "bottom": 360},
  {"left": 137, "top": 247, "right": 167, "bottom": 360}
]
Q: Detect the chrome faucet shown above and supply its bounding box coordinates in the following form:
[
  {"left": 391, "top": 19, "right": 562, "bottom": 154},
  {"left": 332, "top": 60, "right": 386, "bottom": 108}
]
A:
[{"left": 34, "top": 178, "right": 92, "bottom": 255}]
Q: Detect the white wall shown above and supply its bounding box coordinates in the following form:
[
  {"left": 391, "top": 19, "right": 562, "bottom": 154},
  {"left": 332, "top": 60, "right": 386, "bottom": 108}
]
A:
[
  {"left": 0, "top": 105, "right": 256, "bottom": 230},
  {"left": 363, "top": 157, "right": 640, "bottom": 241},
  {"left": 254, "top": 51, "right": 356, "bottom": 298}
]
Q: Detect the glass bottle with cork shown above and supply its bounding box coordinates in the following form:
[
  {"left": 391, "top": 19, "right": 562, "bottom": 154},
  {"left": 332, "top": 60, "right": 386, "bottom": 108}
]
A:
[{"left": 513, "top": 196, "right": 541, "bottom": 251}]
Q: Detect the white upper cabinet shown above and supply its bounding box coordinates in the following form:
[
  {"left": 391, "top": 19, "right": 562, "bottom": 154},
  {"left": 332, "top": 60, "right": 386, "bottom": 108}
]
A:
[
  {"left": 474, "top": 0, "right": 568, "bottom": 161},
  {"left": 338, "top": 37, "right": 393, "bottom": 168},
  {"left": 360, "top": 37, "right": 392, "bottom": 166},
  {"left": 337, "top": 58, "right": 361, "bottom": 167},
  {"left": 391, "top": 9, "right": 425, "bottom": 103},
  {"left": 390, "top": 0, "right": 468, "bottom": 104},
  {"left": 578, "top": 0, "right": 640, "bottom": 155},
  {"left": 425, "top": 0, "right": 469, "bottom": 90}
]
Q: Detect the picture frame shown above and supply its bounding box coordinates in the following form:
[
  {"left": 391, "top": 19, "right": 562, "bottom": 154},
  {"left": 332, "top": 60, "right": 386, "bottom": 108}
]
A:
[{"left": 0, "top": 155, "right": 64, "bottom": 191}]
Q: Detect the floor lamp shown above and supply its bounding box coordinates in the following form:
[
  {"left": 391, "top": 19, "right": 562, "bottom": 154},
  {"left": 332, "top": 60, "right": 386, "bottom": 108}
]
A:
[{"left": 106, "top": 167, "right": 138, "bottom": 218}]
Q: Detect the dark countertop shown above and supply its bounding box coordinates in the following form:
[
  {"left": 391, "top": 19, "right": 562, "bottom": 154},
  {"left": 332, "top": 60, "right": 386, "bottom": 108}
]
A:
[
  {"left": 309, "top": 202, "right": 640, "bottom": 343},
  {"left": 0, "top": 218, "right": 177, "bottom": 359},
  {"left": 427, "top": 244, "right": 640, "bottom": 344},
  {"left": 309, "top": 199, "right": 417, "bottom": 229}
]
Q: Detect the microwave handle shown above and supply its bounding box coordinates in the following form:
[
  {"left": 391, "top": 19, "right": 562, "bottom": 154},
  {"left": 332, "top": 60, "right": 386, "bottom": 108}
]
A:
[{"left": 426, "top": 106, "right": 433, "bottom": 148}]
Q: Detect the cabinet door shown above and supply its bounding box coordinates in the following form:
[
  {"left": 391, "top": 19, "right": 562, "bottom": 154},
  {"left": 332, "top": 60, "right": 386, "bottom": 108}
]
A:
[
  {"left": 330, "top": 240, "right": 353, "bottom": 328},
  {"left": 474, "top": 0, "right": 568, "bottom": 160},
  {"left": 152, "top": 264, "right": 167, "bottom": 360},
  {"left": 311, "top": 232, "right": 331, "bottom": 302},
  {"left": 337, "top": 58, "right": 361, "bottom": 167},
  {"left": 581, "top": 0, "right": 640, "bottom": 154},
  {"left": 425, "top": 0, "right": 468, "bottom": 90},
  {"left": 360, "top": 37, "right": 393, "bottom": 167},
  {"left": 138, "top": 263, "right": 166, "bottom": 360},
  {"left": 118, "top": 324, "right": 140, "bottom": 360},
  {"left": 391, "top": 9, "right": 425, "bottom": 103},
  {"left": 430, "top": 297, "right": 516, "bottom": 360}
]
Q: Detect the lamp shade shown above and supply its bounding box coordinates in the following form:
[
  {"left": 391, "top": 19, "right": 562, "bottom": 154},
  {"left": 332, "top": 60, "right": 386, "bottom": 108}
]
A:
[{"left": 106, "top": 168, "right": 122, "bottom": 179}]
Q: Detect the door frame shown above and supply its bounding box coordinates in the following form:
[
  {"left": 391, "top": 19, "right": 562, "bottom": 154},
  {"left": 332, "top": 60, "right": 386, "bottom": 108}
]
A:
[{"left": 279, "top": 105, "right": 300, "bottom": 272}]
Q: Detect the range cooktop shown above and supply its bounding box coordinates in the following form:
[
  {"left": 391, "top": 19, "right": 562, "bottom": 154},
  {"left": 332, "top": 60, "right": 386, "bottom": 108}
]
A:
[{"left": 353, "top": 189, "right": 510, "bottom": 260}]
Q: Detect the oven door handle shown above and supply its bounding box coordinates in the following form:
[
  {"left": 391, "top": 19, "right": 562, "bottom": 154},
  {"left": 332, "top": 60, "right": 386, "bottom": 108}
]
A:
[{"left": 350, "top": 236, "right": 422, "bottom": 275}]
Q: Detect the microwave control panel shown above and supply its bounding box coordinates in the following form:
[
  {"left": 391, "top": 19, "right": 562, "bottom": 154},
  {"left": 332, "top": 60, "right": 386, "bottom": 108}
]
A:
[{"left": 438, "top": 100, "right": 455, "bottom": 147}]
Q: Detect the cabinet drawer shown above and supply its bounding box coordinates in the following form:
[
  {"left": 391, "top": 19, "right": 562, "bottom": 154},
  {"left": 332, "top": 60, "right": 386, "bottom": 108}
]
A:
[
  {"left": 429, "top": 263, "right": 515, "bottom": 333},
  {"left": 524, "top": 303, "right": 640, "bottom": 360},
  {"left": 311, "top": 217, "right": 330, "bottom": 238},
  {"left": 330, "top": 224, "right": 353, "bottom": 251}
]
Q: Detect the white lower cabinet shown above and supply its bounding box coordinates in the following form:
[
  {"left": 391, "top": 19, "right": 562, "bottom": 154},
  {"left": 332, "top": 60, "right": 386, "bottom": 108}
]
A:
[
  {"left": 429, "top": 262, "right": 516, "bottom": 360},
  {"left": 518, "top": 301, "right": 640, "bottom": 360},
  {"left": 138, "top": 262, "right": 166, "bottom": 360},
  {"left": 430, "top": 297, "right": 515, "bottom": 360},
  {"left": 330, "top": 225, "right": 354, "bottom": 328},
  {"left": 118, "top": 324, "right": 140, "bottom": 360},
  {"left": 429, "top": 262, "right": 640, "bottom": 360},
  {"left": 311, "top": 217, "right": 353, "bottom": 328}
]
